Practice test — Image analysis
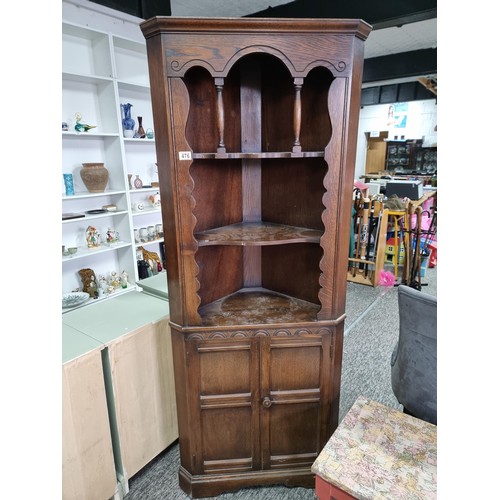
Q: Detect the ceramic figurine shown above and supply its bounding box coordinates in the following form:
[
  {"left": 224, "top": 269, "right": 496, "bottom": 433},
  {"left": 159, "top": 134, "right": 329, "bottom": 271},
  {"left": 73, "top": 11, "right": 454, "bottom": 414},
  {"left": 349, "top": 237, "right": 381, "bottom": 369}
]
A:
[
  {"left": 88, "top": 276, "right": 98, "bottom": 299},
  {"left": 74, "top": 112, "right": 96, "bottom": 132},
  {"left": 149, "top": 191, "right": 161, "bottom": 208},
  {"left": 78, "top": 268, "right": 98, "bottom": 297},
  {"left": 110, "top": 271, "right": 121, "bottom": 289},
  {"left": 85, "top": 226, "right": 101, "bottom": 248},
  {"left": 98, "top": 274, "right": 108, "bottom": 296},
  {"left": 106, "top": 228, "right": 119, "bottom": 245},
  {"left": 121, "top": 270, "right": 128, "bottom": 288}
]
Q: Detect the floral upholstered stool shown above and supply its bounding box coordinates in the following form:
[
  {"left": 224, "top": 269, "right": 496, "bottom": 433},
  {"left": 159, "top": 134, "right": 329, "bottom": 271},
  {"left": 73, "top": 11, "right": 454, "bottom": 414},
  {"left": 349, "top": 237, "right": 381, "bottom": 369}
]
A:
[{"left": 311, "top": 396, "right": 437, "bottom": 499}]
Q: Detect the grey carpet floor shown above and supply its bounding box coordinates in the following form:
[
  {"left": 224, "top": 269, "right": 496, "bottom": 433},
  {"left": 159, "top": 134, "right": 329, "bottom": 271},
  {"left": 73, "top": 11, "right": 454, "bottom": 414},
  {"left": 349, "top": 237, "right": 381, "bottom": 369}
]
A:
[{"left": 125, "top": 267, "right": 437, "bottom": 499}]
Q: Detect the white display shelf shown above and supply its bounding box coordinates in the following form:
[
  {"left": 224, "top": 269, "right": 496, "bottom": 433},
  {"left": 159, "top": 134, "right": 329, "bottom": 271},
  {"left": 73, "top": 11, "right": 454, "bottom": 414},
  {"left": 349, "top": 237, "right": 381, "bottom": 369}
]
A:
[
  {"left": 123, "top": 137, "right": 155, "bottom": 143},
  {"left": 62, "top": 284, "right": 136, "bottom": 313},
  {"left": 62, "top": 190, "right": 126, "bottom": 200},
  {"left": 129, "top": 186, "right": 160, "bottom": 193},
  {"left": 62, "top": 241, "right": 131, "bottom": 262},
  {"left": 62, "top": 131, "right": 120, "bottom": 138},
  {"left": 131, "top": 207, "right": 161, "bottom": 216},
  {"left": 113, "top": 35, "right": 149, "bottom": 86},
  {"left": 62, "top": 210, "right": 129, "bottom": 224},
  {"left": 63, "top": 71, "right": 114, "bottom": 85},
  {"left": 62, "top": 19, "right": 163, "bottom": 305},
  {"left": 118, "top": 80, "right": 150, "bottom": 92},
  {"left": 62, "top": 22, "right": 113, "bottom": 79},
  {"left": 134, "top": 238, "right": 164, "bottom": 249}
]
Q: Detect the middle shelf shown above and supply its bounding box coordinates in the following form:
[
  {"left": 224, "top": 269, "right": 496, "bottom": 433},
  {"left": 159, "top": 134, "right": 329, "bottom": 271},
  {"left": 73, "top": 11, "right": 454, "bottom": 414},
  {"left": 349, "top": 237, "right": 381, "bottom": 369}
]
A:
[{"left": 195, "top": 222, "right": 322, "bottom": 247}]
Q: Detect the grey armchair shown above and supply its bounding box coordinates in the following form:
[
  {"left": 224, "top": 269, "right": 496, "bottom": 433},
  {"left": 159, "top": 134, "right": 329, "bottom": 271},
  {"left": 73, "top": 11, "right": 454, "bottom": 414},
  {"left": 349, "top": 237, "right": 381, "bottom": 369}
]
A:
[{"left": 391, "top": 285, "right": 437, "bottom": 425}]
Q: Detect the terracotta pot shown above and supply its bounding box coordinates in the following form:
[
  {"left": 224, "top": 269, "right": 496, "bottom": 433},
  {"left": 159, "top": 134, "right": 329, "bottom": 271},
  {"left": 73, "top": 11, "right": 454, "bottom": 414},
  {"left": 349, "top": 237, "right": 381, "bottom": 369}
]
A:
[{"left": 80, "top": 163, "right": 109, "bottom": 193}]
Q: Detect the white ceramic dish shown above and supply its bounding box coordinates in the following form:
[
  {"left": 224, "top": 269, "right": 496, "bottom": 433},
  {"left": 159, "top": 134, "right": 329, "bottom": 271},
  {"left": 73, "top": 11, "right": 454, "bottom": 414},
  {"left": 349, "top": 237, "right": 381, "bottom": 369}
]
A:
[{"left": 62, "top": 292, "right": 90, "bottom": 308}]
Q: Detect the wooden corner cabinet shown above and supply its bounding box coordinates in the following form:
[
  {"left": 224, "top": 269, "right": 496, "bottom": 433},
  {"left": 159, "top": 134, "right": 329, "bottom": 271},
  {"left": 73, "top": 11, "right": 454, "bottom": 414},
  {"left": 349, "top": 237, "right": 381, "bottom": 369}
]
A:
[{"left": 141, "top": 17, "right": 371, "bottom": 498}]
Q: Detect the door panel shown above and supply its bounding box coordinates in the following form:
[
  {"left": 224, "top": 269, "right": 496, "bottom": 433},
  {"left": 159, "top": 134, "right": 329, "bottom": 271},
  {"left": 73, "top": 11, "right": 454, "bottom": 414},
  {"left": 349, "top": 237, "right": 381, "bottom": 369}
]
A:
[
  {"left": 261, "top": 335, "right": 331, "bottom": 469},
  {"left": 191, "top": 338, "right": 261, "bottom": 473}
]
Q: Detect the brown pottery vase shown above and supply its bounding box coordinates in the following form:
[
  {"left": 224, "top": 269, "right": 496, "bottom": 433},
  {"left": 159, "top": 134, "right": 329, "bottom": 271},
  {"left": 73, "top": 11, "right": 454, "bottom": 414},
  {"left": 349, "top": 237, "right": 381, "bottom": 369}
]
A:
[{"left": 80, "top": 163, "right": 109, "bottom": 193}]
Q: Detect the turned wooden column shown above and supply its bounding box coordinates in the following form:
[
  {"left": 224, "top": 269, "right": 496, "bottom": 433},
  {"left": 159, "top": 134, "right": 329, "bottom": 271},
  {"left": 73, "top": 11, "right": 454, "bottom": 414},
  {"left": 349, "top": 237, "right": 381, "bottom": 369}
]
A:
[
  {"left": 215, "top": 77, "right": 226, "bottom": 153},
  {"left": 292, "top": 78, "right": 303, "bottom": 153}
]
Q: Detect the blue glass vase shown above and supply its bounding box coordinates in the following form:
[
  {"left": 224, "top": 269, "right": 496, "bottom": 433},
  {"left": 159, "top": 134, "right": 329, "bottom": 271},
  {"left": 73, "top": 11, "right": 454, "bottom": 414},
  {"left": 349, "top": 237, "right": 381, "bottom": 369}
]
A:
[{"left": 120, "top": 103, "right": 135, "bottom": 136}]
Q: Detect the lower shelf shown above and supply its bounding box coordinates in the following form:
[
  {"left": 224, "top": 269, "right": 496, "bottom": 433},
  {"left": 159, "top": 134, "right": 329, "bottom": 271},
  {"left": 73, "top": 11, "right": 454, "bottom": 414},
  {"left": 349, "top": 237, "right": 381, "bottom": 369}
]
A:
[
  {"left": 62, "top": 285, "right": 136, "bottom": 313},
  {"left": 198, "top": 287, "right": 320, "bottom": 326}
]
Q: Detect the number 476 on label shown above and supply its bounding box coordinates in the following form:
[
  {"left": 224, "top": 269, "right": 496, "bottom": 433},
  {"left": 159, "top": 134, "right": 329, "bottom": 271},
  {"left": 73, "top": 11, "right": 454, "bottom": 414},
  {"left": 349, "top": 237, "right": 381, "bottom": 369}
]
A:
[{"left": 178, "top": 151, "right": 192, "bottom": 160}]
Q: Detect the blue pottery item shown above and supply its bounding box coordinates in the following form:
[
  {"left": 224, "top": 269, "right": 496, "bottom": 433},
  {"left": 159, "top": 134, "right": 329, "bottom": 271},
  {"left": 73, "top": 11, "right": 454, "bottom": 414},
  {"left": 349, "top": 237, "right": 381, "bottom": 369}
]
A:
[
  {"left": 63, "top": 173, "right": 75, "bottom": 196},
  {"left": 121, "top": 103, "right": 135, "bottom": 133}
]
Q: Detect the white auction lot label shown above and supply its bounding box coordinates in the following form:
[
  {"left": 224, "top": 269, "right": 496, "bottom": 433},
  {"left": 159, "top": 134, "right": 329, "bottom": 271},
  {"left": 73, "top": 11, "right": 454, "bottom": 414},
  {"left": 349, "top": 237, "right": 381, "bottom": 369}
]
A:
[{"left": 178, "top": 151, "right": 192, "bottom": 160}]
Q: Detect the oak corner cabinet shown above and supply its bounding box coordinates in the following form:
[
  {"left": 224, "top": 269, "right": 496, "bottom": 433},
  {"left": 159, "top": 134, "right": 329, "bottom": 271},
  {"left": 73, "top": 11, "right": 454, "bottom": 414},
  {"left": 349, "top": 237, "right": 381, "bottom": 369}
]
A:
[{"left": 140, "top": 17, "right": 371, "bottom": 498}]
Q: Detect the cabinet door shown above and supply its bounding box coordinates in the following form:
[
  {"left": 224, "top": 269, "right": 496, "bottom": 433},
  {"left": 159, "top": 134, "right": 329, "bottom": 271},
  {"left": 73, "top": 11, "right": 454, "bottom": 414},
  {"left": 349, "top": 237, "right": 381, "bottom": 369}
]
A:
[
  {"left": 187, "top": 337, "right": 261, "bottom": 475},
  {"left": 186, "top": 333, "right": 333, "bottom": 475},
  {"left": 260, "top": 334, "right": 333, "bottom": 469},
  {"left": 365, "top": 136, "right": 388, "bottom": 175}
]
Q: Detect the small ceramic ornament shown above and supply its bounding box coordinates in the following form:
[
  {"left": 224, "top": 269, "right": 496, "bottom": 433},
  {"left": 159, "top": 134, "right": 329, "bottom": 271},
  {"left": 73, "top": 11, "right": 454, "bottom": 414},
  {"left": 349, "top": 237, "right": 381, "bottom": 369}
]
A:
[
  {"left": 85, "top": 226, "right": 101, "bottom": 248},
  {"left": 106, "top": 228, "right": 119, "bottom": 245},
  {"left": 74, "top": 112, "right": 96, "bottom": 132},
  {"left": 134, "top": 175, "right": 143, "bottom": 189},
  {"left": 149, "top": 191, "right": 161, "bottom": 208}
]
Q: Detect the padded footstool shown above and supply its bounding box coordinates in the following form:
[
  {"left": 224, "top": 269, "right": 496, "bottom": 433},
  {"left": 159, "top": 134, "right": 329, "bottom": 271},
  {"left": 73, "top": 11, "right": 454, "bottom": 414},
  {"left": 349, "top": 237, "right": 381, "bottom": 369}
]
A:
[{"left": 312, "top": 396, "right": 437, "bottom": 499}]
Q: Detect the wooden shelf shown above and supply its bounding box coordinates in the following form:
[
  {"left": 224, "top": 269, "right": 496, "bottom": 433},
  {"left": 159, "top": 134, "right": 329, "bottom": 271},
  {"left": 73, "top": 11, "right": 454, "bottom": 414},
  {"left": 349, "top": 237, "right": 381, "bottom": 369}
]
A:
[
  {"left": 192, "top": 151, "right": 324, "bottom": 160},
  {"left": 195, "top": 222, "right": 322, "bottom": 247},
  {"left": 199, "top": 287, "right": 320, "bottom": 326}
]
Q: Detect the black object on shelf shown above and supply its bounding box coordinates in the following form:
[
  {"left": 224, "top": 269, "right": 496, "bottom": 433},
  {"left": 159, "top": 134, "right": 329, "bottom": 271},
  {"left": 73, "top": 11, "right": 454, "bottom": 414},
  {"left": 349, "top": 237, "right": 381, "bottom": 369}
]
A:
[
  {"left": 62, "top": 212, "right": 85, "bottom": 220},
  {"left": 137, "top": 259, "right": 151, "bottom": 279},
  {"left": 86, "top": 209, "right": 107, "bottom": 214}
]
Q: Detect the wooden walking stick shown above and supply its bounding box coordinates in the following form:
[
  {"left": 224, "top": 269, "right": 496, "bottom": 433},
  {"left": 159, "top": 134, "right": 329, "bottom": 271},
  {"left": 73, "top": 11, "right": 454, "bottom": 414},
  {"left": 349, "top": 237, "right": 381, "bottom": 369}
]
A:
[
  {"left": 359, "top": 197, "right": 371, "bottom": 272},
  {"left": 403, "top": 203, "right": 415, "bottom": 285},
  {"left": 363, "top": 198, "right": 375, "bottom": 278},
  {"left": 352, "top": 192, "right": 364, "bottom": 277},
  {"left": 411, "top": 206, "right": 423, "bottom": 290},
  {"left": 350, "top": 189, "right": 362, "bottom": 276}
]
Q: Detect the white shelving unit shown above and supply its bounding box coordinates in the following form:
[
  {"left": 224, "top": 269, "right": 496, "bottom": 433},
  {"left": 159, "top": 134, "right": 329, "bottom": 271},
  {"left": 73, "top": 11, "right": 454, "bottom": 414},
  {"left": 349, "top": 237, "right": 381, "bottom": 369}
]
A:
[{"left": 62, "top": 20, "right": 164, "bottom": 305}]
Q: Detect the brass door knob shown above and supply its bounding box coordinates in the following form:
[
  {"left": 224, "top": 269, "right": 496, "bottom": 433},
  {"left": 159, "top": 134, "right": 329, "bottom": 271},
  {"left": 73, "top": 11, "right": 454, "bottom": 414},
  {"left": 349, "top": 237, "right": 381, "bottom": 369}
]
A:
[{"left": 262, "top": 397, "right": 273, "bottom": 408}]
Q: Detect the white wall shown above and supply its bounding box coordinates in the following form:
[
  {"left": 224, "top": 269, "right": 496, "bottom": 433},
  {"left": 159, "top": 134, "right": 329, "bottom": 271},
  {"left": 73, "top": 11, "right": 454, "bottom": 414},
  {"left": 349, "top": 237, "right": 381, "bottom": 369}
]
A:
[{"left": 354, "top": 99, "right": 438, "bottom": 180}]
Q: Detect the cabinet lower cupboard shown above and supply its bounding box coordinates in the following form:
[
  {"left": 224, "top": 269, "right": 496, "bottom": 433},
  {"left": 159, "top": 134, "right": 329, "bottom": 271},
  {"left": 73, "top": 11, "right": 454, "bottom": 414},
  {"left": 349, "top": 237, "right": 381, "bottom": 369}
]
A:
[
  {"left": 172, "top": 323, "right": 341, "bottom": 496},
  {"left": 141, "top": 16, "right": 371, "bottom": 497}
]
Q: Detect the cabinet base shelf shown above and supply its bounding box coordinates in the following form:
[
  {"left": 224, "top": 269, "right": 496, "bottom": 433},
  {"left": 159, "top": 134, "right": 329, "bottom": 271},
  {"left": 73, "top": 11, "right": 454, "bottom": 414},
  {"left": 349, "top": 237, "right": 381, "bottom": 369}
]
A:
[
  {"left": 178, "top": 464, "right": 314, "bottom": 499},
  {"left": 199, "top": 287, "right": 320, "bottom": 326}
]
